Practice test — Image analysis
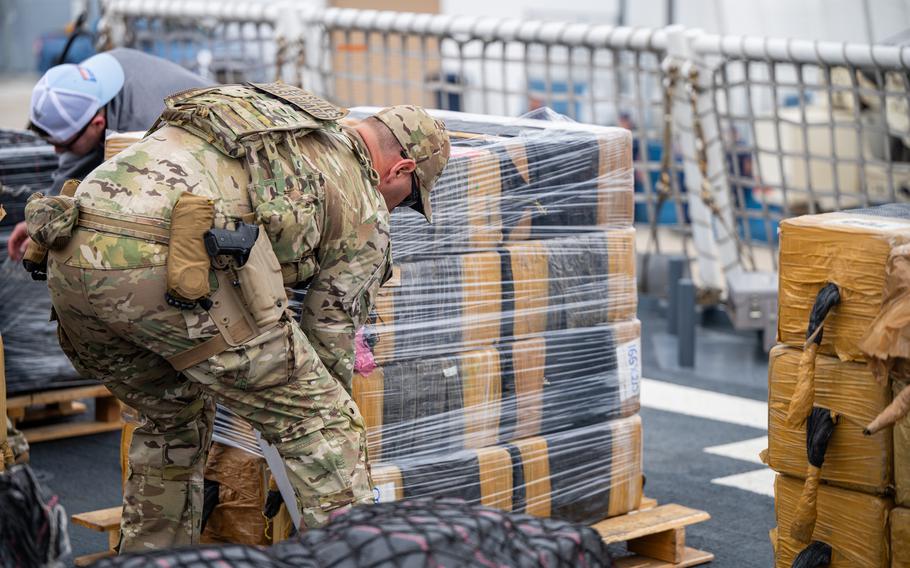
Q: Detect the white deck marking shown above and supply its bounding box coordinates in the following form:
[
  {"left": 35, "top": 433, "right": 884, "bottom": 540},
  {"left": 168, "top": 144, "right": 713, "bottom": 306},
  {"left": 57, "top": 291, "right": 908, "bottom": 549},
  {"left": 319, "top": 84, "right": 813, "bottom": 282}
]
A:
[
  {"left": 704, "top": 436, "right": 768, "bottom": 464},
  {"left": 711, "top": 468, "right": 776, "bottom": 497},
  {"left": 641, "top": 378, "right": 773, "bottom": 497},
  {"left": 640, "top": 378, "right": 767, "bottom": 430}
]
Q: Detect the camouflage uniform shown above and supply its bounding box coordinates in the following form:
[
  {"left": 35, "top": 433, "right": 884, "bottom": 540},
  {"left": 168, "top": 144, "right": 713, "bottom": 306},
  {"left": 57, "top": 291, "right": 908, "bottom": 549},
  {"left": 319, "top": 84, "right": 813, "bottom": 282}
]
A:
[{"left": 28, "top": 85, "right": 449, "bottom": 552}]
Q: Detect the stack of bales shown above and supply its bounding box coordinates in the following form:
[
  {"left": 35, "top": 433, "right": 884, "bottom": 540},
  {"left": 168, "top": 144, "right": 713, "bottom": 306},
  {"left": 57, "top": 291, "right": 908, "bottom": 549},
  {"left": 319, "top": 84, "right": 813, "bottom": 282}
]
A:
[
  {"left": 352, "top": 110, "right": 643, "bottom": 525},
  {"left": 106, "top": 111, "right": 643, "bottom": 539},
  {"left": 0, "top": 129, "right": 85, "bottom": 394},
  {"left": 766, "top": 207, "right": 910, "bottom": 567}
]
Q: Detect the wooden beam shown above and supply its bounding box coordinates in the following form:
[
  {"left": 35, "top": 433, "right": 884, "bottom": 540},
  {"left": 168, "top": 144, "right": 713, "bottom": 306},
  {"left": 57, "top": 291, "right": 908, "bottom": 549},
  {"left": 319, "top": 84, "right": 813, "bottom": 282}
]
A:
[
  {"left": 628, "top": 527, "right": 685, "bottom": 563},
  {"left": 615, "top": 547, "right": 714, "bottom": 568},
  {"left": 95, "top": 396, "right": 122, "bottom": 423},
  {"left": 72, "top": 506, "right": 122, "bottom": 532},
  {"left": 21, "top": 401, "right": 87, "bottom": 422},
  {"left": 593, "top": 504, "right": 710, "bottom": 544},
  {"left": 74, "top": 550, "right": 115, "bottom": 567},
  {"left": 21, "top": 420, "right": 122, "bottom": 443},
  {"left": 639, "top": 496, "right": 658, "bottom": 510},
  {"left": 7, "top": 385, "right": 112, "bottom": 408}
]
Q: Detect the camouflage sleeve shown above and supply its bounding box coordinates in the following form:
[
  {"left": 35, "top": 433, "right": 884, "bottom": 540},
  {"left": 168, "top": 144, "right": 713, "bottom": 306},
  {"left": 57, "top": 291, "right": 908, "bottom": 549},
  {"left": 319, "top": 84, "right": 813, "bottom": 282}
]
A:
[{"left": 300, "top": 216, "right": 390, "bottom": 393}]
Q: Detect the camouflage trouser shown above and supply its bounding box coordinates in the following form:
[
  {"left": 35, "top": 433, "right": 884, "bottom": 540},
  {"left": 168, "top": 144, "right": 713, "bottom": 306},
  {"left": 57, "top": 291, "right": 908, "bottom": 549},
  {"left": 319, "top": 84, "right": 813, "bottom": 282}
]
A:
[{"left": 47, "top": 242, "right": 373, "bottom": 552}]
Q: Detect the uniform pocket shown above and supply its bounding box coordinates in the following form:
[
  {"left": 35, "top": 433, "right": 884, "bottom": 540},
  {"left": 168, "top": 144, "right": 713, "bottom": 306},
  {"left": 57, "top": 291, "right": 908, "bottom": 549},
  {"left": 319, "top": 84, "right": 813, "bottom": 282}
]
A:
[
  {"left": 342, "top": 258, "right": 388, "bottom": 325},
  {"left": 234, "top": 229, "right": 287, "bottom": 329},
  {"left": 208, "top": 323, "right": 291, "bottom": 391},
  {"left": 24, "top": 193, "right": 79, "bottom": 249},
  {"left": 285, "top": 428, "right": 357, "bottom": 515},
  {"left": 255, "top": 192, "right": 322, "bottom": 268}
]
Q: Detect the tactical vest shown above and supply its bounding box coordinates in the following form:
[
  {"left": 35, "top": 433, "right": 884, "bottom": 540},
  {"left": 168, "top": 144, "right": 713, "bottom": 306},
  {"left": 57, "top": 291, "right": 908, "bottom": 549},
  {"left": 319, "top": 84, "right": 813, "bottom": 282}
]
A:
[{"left": 153, "top": 82, "right": 366, "bottom": 285}]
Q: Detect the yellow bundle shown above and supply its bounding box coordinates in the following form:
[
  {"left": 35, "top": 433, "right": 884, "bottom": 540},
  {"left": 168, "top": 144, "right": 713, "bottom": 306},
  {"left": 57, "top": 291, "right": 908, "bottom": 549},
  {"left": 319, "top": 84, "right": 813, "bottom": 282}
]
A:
[{"left": 772, "top": 474, "right": 892, "bottom": 568}]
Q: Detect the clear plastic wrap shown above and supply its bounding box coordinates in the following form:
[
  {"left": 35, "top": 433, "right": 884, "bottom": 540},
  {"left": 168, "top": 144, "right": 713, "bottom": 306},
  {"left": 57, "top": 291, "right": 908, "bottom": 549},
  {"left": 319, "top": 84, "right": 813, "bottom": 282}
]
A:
[
  {"left": 0, "top": 130, "right": 82, "bottom": 394},
  {"left": 370, "top": 414, "right": 642, "bottom": 524},
  {"left": 0, "top": 261, "right": 84, "bottom": 394},
  {"left": 368, "top": 230, "right": 636, "bottom": 363},
  {"left": 349, "top": 108, "right": 634, "bottom": 263},
  {"left": 109, "top": 110, "right": 639, "bottom": 533},
  {"left": 778, "top": 206, "right": 910, "bottom": 362},
  {"left": 766, "top": 345, "right": 892, "bottom": 494},
  {"left": 352, "top": 111, "right": 640, "bottom": 525},
  {"left": 0, "top": 129, "right": 57, "bottom": 230},
  {"left": 772, "top": 474, "right": 892, "bottom": 568},
  {"left": 355, "top": 320, "right": 641, "bottom": 461}
]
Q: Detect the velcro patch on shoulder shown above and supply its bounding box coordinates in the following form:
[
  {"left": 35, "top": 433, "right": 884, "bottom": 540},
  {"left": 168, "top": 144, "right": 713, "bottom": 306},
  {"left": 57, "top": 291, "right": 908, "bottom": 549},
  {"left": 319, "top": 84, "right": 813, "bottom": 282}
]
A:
[{"left": 248, "top": 82, "right": 348, "bottom": 121}]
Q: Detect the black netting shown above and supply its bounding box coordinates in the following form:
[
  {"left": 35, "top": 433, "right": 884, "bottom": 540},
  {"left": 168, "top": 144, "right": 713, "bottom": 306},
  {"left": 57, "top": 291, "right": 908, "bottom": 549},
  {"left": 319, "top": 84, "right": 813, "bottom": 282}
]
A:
[
  {"left": 93, "top": 545, "right": 290, "bottom": 568},
  {"left": 95, "top": 499, "right": 612, "bottom": 568},
  {"left": 0, "top": 464, "right": 71, "bottom": 567}
]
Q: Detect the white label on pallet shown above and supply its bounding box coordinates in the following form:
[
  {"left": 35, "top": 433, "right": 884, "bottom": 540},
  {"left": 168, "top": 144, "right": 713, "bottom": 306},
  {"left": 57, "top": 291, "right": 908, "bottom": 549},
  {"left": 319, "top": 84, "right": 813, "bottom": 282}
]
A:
[
  {"left": 373, "top": 482, "right": 398, "bottom": 503},
  {"left": 616, "top": 338, "right": 641, "bottom": 402}
]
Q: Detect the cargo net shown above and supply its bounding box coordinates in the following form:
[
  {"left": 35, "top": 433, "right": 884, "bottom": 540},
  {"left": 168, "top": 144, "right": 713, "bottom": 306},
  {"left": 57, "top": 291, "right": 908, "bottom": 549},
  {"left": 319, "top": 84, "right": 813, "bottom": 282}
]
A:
[
  {"left": 0, "top": 464, "right": 71, "bottom": 568},
  {"left": 96, "top": 499, "right": 612, "bottom": 568}
]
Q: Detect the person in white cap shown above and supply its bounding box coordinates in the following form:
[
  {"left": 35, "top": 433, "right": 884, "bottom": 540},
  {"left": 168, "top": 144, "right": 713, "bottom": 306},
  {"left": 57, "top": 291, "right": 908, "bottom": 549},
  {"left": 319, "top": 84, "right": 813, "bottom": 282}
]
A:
[{"left": 8, "top": 48, "right": 212, "bottom": 260}]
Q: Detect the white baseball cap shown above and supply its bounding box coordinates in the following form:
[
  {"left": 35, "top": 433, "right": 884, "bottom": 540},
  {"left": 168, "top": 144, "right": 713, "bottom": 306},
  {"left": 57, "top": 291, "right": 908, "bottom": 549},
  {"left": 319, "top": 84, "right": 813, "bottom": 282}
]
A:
[{"left": 29, "top": 52, "right": 125, "bottom": 144}]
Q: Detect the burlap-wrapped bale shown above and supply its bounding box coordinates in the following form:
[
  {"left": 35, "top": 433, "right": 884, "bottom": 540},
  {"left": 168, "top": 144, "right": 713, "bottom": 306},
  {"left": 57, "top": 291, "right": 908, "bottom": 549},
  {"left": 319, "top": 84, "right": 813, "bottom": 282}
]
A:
[
  {"left": 200, "top": 443, "right": 271, "bottom": 546},
  {"left": 778, "top": 205, "right": 910, "bottom": 362},
  {"left": 372, "top": 231, "right": 636, "bottom": 364},
  {"left": 772, "top": 474, "right": 892, "bottom": 568},
  {"left": 896, "top": 376, "right": 910, "bottom": 507},
  {"left": 371, "top": 415, "right": 642, "bottom": 524},
  {"left": 893, "top": 507, "right": 910, "bottom": 568},
  {"left": 354, "top": 320, "right": 641, "bottom": 461},
  {"left": 387, "top": 113, "right": 633, "bottom": 263},
  {"left": 766, "top": 345, "right": 892, "bottom": 494}
]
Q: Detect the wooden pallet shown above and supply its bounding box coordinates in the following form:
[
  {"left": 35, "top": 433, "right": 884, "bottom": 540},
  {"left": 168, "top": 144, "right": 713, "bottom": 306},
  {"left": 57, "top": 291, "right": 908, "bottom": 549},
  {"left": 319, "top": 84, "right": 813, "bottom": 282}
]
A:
[
  {"left": 594, "top": 502, "right": 713, "bottom": 567},
  {"left": 6, "top": 385, "right": 122, "bottom": 443},
  {"left": 71, "top": 506, "right": 121, "bottom": 566},
  {"left": 72, "top": 497, "right": 712, "bottom": 566}
]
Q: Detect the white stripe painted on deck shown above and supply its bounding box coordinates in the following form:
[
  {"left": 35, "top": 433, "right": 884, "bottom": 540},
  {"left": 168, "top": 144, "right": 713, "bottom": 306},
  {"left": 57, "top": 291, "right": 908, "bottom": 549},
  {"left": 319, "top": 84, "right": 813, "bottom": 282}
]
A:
[
  {"left": 641, "top": 379, "right": 773, "bottom": 497},
  {"left": 640, "top": 378, "right": 768, "bottom": 430},
  {"left": 711, "top": 468, "right": 776, "bottom": 497},
  {"left": 704, "top": 436, "right": 768, "bottom": 465}
]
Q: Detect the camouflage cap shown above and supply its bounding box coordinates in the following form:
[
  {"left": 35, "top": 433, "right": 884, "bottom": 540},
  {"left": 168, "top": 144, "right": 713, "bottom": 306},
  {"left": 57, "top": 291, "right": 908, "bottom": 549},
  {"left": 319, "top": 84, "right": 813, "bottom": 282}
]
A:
[{"left": 375, "top": 105, "right": 450, "bottom": 223}]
